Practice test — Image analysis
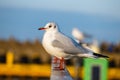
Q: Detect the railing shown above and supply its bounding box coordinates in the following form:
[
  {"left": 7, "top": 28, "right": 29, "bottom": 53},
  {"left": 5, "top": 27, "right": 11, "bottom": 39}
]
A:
[
  {"left": 0, "top": 51, "right": 120, "bottom": 80},
  {"left": 50, "top": 57, "right": 73, "bottom": 80}
]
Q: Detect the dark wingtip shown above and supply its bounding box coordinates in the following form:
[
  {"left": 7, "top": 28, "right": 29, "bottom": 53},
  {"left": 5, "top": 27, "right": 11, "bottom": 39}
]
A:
[{"left": 93, "top": 53, "right": 109, "bottom": 58}]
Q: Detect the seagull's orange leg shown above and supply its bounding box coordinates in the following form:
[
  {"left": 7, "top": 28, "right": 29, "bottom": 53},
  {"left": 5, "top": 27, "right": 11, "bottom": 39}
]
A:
[
  {"left": 59, "top": 57, "right": 65, "bottom": 70},
  {"left": 53, "top": 57, "right": 65, "bottom": 70},
  {"left": 53, "top": 56, "right": 59, "bottom": 63}
]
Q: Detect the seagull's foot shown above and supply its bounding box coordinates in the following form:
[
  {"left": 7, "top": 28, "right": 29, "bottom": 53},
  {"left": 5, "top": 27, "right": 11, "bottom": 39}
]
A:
[
  {"left": 53, "top": 57, "right": 65, "bottom": 70},
  {"left": 59, "top": 57, "right": 65, "bottom": 70},
  {"left": 52, "top": 56, "right": 59, "bottom": 64},
  {"left": 53, "top": 66, "right": 65, "bottom": 70}
]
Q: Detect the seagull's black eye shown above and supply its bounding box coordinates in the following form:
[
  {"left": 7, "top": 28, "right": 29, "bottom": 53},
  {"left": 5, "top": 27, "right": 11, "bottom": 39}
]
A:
[
  {"left": 49, "top": 25, "right": 52, "bottom": 28},
  {"left": 54, "top": 25, "right": 56, "bottom": 28}
]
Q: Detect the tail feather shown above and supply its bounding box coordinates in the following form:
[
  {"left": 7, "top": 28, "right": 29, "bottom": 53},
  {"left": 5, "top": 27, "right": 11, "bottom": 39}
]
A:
[{"left": 93, "top": 53, "right": 109, "bottom": 58}]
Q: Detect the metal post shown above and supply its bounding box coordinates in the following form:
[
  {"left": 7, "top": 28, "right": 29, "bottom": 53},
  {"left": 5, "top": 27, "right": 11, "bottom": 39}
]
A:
[
  {"left": 50, "top": 56, "right": 73, "bottom": 80},
  {"left": 73, "top": 57, "right": 80, "bottom": 80}
]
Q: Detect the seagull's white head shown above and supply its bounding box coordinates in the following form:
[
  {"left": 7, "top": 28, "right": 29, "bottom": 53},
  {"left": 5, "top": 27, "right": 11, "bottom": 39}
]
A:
[{"left": 38, "top": 22, "right": 59, "bottom": 32}]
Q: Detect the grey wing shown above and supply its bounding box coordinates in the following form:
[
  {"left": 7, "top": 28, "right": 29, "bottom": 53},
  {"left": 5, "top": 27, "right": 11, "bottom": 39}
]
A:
[{"left": 52, "top": 32, "right": 90, "bottom": 55}]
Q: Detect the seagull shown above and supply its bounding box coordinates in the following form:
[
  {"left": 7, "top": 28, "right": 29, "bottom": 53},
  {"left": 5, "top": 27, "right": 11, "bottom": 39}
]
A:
[
  {"left": 72, "top": 28, "right": 92, "bottom": 42},
  {"left": 72, "top": 28, "right": 84, "bottom": 42},
  {"left": 38, "top": 22, "right": 109, "bottom": 69}
]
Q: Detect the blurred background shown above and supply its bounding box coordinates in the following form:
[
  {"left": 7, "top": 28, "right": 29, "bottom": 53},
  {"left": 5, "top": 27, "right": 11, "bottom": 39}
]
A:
[{"left": 0, "top": 0, "right": 120, "bottom": 80}]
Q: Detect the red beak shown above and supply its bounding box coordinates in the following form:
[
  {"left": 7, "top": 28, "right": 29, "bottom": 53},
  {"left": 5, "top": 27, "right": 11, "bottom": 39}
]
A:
[{"left": 38, "top": 27, "right": 46, "bottom": 30}]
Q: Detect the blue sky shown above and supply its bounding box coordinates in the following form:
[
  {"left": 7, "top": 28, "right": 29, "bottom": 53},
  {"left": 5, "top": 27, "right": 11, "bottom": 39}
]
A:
[{"left": 0, "top": 0, "right": 120, "bottom": 43}]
